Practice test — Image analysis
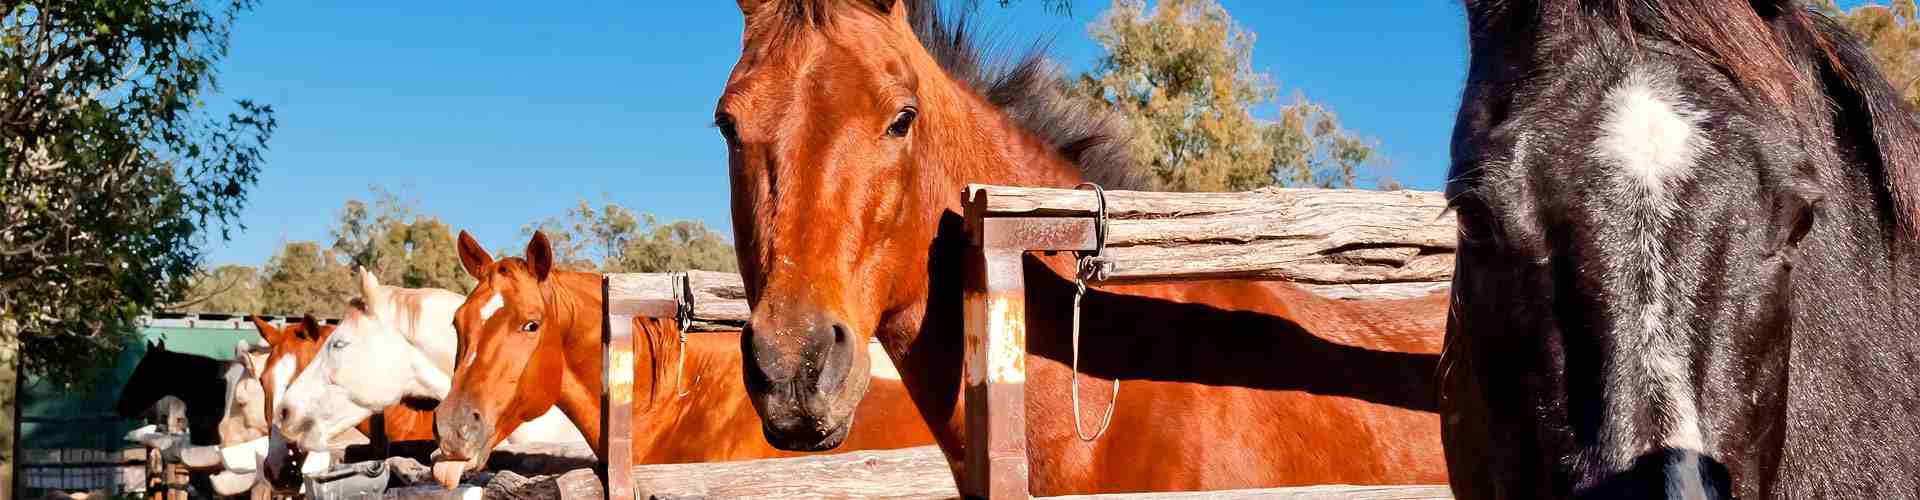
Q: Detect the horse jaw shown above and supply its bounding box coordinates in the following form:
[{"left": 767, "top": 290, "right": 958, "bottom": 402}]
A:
[{"left": 275, "top": 353, "right": 377, "bottom": 451}]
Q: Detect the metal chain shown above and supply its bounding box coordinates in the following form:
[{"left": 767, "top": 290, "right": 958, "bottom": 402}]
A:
[{"left": 1071, "top": 183, "right": 1119, "bottom": 442}]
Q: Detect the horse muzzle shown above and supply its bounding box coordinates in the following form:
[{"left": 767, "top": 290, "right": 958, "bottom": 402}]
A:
[{"left": 432, "top": 397, "right": 497, "bottom": 467}]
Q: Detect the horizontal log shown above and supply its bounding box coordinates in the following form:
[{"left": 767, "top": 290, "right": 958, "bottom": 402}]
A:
[
  {"left": 605, "top": 273, "right": 679, "bottom": 317},
  {"left": 686, "top": 270, "right": 750, "bottom": 324},
  {"left": 966, "top": 185, "right": 1457, "bottom": 285},
  {"left": 629, "top": 445, "right": 957, "bottom": 499},
  {"left": 1297, "top": 282, "right": 1452, "bottom": 301},
  {"left": 605, "top": 272, "right": 751, "bottom": 324},
  {"left": 1051, "top": 484, "right": 1454, "bottom": 499}
]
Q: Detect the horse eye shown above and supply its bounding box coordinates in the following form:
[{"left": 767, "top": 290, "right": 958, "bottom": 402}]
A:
[
  {"left": 714, "top": 114, "right": 740, "bottom": 146},
  {"left": 520, "top": 321, "right": 540, "bottom": 333},
  {"left": 886, "top": 107, "right": 917, "bottom": 138},
  {"left": 329, "top": 339, "right": 348, "bottom": 350}
]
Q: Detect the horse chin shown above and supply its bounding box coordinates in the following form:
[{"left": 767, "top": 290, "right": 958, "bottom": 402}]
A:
[{"left": 762, "top": 417, "right": 853, "bottom": 452}]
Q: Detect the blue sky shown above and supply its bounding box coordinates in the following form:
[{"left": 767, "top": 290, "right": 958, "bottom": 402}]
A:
[{"left": 202, "top": 1, "right": 1473, "bottom": 266}]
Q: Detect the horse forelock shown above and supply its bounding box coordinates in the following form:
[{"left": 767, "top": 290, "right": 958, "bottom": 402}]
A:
[
  {"left": 1484, "top": 0, "right": 1920, "bottom": 236},
  {"left": 748, "top": 0, "right": 1145, "bottom": 190}
]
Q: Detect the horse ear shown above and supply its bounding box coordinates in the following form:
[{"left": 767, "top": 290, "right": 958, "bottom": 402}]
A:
[
  {"left": 299, "top": 315, "right": 322, "bottom": 340},
  {"left": 251, "top": 315, "right": 286, "bottom": 347},
  {"left": 526, "top": 231, "right": 555, "bottom": 282},
  {"left": 155, "top": 338, "right": 166, "bottom": 351},
  {"left": 457, "top": 230, "right": 493, "bottom": 280},
  {"left": 357, "top": 266, "right": 386, "bottom": 308}
]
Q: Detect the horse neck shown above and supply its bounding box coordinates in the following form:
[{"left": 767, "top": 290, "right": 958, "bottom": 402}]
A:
[
  {"left": 538, "top": 270, "right": 624, "bottom": 455},
  {"left": 922, "top": 74, "right": 1088, "bottom": 197},
  {"left": 380, "top": 286, "right": 462, "bottom": 374}
]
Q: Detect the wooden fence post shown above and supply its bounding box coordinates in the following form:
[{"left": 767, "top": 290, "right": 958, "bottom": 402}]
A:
[
  {"left": 603, "top": 273, "right": 686, "bottom": 500},
  {"left": 964, "top": 186, "right": 1103, "bottom": 499}
]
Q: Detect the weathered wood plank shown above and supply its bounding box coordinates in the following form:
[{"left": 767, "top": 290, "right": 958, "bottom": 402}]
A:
[
  {"left": 604, "top": 271, "right": 749, "bottom": 324},
  {"left": 965, "top": 185, "right": 1457, "bottom": 285},
  {"left": 628, "top": 445, "right": 958, "bottom": 500},
  {"left": 604, "top": 273, "right": 679, "bottom": 316},
  {"left": 1296, "top": 282, "right": 1452, "bottom": 301},
  {"left": 686, "top": 270, "right": 750, "bottom": 324},
  {"left": 1049, "top": 485, "right": 1453, "bottom": 499}
]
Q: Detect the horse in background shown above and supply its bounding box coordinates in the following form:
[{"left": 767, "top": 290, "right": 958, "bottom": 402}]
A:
[
  {"left": 116, "top": 339, "right": 229, "bottom": 447},
  {"left": 1445, "top": 0, "right": 1920, "bottom": 497},
  {"left": 219, "top": 339, "right": 271, "bottom": 446},
  {"left": 432, "top": 231, "right": 931, "bottom": 478},
  {"left": 717, "top": 0, "right": 1448, "bottom": 495},
  {"left": 272, "top": 268, "right": 583, "bottom": 453}
]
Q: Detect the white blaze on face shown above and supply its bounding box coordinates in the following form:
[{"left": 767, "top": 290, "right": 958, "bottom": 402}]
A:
[
  {"left": 478, "top": 292, "right": 504, "bottom": 321},
  {"left": 1591, "top": 67, "right": 1710, "bottom": 460},
  {"left": 1595, "top": 68, "right": 1708, "bottom": 211},
  {"left": 268, "top": 356, "right": 296, "bottom": 404}
]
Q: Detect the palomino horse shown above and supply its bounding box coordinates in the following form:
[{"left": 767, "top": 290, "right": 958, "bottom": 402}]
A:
[
  {"left": 220, "top": 340, "right": 270, "bottom": 447},
  {"left": 273, "top": 269, "right": 582, "bottom": 452},
  {"left": 1445, "top": 1, "right": 1920, "bottom": 498},
  {"left": 718, "top": 0, "right": 1448, "bottom": 495},
  {"left": 432, "top": 231, "right": 932, "bottom": 473}
]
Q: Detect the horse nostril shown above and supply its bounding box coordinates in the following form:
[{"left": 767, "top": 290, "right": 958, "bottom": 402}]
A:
[{"left": 470, "top": 410, "right": 481, "bottom": 421}]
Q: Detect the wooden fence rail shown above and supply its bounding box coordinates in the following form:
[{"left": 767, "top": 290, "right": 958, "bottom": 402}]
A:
[
  {"left": 962, "top": 184, "right": 1457, "bottom": 500},
  {"left": 603, "top": 184, "right": 1462, "bottom": 500}
]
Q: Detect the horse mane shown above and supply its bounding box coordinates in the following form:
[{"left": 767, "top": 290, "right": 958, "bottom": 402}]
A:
[
  {"left": 763, "top": 0, "right": 1146, "bottom": 189},
  {"left": 1553, "top": 0, "right": 1920, "bottom": 234}
]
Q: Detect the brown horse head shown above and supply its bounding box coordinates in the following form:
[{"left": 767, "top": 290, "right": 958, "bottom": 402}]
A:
[
  {"left": 722, "top": 0, "right": 1135, "bottom": 450},
  {"left": 250, "top": 315, "right": 330, "bottom": 427},
  {"left": 436, "top": 230, "right": 575, "bottom": 465}
]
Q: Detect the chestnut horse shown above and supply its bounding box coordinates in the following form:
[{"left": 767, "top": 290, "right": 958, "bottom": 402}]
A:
[
  {"left": 719, "top": 0, "right": 1449, "bottom": 495},
  {"left": 432, "top": 231, "right": 932, "bottom": 473}
]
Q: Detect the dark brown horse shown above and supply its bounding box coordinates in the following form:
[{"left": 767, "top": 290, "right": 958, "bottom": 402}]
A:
[
  {"left": 116, "top": 339, "right": 228, "bottom": 447},
  {"left": 1445, "top": 1, "right": 1920, "bottom": 498},
  {"left": 718, "top": 0, "right": 1450, "bottom": 495},
  {"left": 432, "top": 231, "right": 932, "bottom": 474}
]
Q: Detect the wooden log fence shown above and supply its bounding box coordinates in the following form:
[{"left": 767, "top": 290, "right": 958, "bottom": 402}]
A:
[
  {"left": 600, "top": 183, "right": 1460, "bottom": 499},
  {"left": 961, "top": 184, "right": 1456, "bottom": 500}
]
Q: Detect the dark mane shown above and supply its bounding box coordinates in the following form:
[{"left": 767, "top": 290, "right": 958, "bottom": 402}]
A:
[
  {"left": 766, "top": 0, "right": 1144, "bottom": 190},
  {"left": 1534, "top": 0, "right": 1920, "bottom": 233},
  {"left": 907, "top": 0, "right": 1144, "bottom": 189}
]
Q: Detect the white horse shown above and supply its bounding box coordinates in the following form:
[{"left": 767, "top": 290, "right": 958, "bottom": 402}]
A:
[{"left": 276, "top": 268, "right": 582, "bottom": 452}]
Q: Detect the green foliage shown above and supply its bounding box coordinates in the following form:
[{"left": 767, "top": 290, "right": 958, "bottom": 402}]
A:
[
  {"left": 1074, "top": 0, "right": 1390, "bottom": 192},
  {"left": 1819, "top": 0, "right": 1920, "bottom": 109},
  {"left": 329, "top": 186, "right": 474, "bottom": 293},
  {"left": 259, "top": 241, "right": 352, "bottom": 318},
  {"left": 0, "top": 0, "right": 276, "bottom": 384},
  {"left": 1077, "top": 0, "right": 1274, "bottom": 192},
  {"left": 1268, "top": 97, "right": 1390, "bottom": 188},
  {"left": 523, "top": 199, "right": 738, "bottom": 274},
  {"left": 176, "top": 264, "right": 263, "bottom": 314}
]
